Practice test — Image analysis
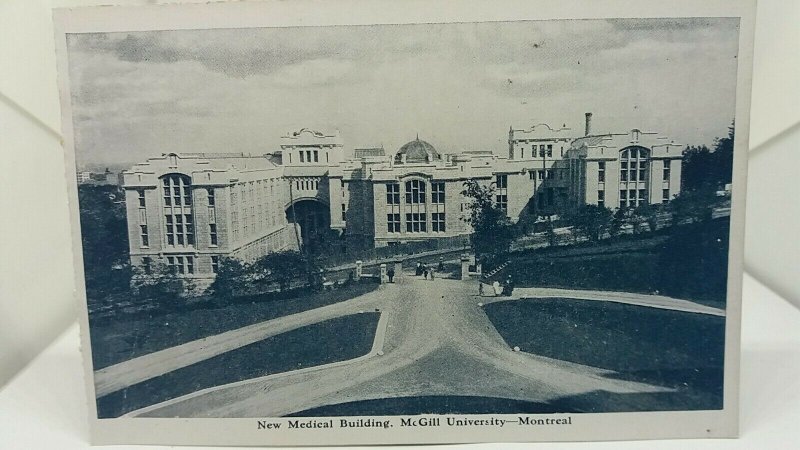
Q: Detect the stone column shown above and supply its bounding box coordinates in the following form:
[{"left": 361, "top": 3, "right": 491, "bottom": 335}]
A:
[
  {"left": 355, "top": 260, "right": 363, "bottom": 280},
  {"left": 461, "top": 254, "right": 471, "bottom": 280}
]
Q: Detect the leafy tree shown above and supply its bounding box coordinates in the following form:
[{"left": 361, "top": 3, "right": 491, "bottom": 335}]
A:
[
  {"left": 78, "top": 185, "right": 130, "bottom": 301},
  {"left": 254, "top": 250, "right": 316, "bottom": 292},
  {"left": 669, "top": 187, "right": 718, "bottom": 225},
  {"left": 610, "top": 207, "right": 630, "bottom": 237},
  {"left": 569, "top": 204, "right": 613, "bottom": 242},
  {"left": 208, "top": 257, "right": 251, "bottom": 299},
  {"left": 712, "top": 123, "right": 735, "bottom": 186},
  {"left": 130, "top": 262, "right": 183, "bottom": 301},
  {"left": 681, "top": 145, "right": 715, "bottom": 192},
  {"left": 461, "top": 179, "right": 514, "bottom": 269},
  {"left": 634, "top": 203, "right": 661, "bottom": 233},
  {"left": 681, "top": 122, "right": 735, "bottom": 192}
]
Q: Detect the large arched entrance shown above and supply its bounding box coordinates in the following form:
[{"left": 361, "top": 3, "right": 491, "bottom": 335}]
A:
[{"left": 286, "top": 199, "right": 331, "bottom": 254}]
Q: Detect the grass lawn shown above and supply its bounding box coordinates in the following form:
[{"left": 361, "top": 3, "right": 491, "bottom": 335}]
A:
[
  {"left": 484, "top": 298, "right": 725, "bottom": 412},
  {"left": 96, "top": 312, "right": 380, "bottom": 418},
  {"left": 502, "top": 218, "right": 730, "bottom": 308},
  {"left": 89, "top": 282, "right": 379, "bottom": 369}
]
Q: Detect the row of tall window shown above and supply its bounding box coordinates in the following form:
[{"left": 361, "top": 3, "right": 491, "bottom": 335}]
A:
[
  {"left": 299, "top": 149, "right": 319, "bottom": 163},
  {"left": 287, "top": 148, "right": 332, "bottom": 164},
  {"left": 385, "top": 181, "right": 447, "bottom": 205},
  {"left": 142, "top": 175, "right": 283, "bottom": 257},
  {"left": 141, "top": 255, "right": 221, "bottom": 275},
  {"left": 295, "top": 179, "right": 319, "bottom": 191},
  {"left": 599, "top": 155, "right": 673, "bottom": 184},
  {"left": 597, "top": 188, "right": 671, "bottom": 207},
  {"left": 620, "top": 189, "right": 648, "bottom": 208},
  {"left": 163, "top": 175, "right": 192, "bottom": 206},
  {"left": 519, "top": 143, "right": 560, "bottom": 159},
  {"left": 620, "top": 147, "right": 649, "bottom": 183},
  {"left": 528, "top": 169, "right": 559, "bottom": 181},
  {"left": 385, "top": 212, "right": 447, "bottom": 233},
  {"left": 165, "top": 214, "right": 194, "bottom": 246}
]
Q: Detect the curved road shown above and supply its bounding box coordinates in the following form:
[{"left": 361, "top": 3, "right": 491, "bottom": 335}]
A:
[{"left": 128, "top": 275, "right": 678, "bottom": 418}]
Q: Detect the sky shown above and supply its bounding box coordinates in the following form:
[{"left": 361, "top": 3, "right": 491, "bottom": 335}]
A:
[{"left": 66, "top": 18, "right": 741, "bottom": 167}]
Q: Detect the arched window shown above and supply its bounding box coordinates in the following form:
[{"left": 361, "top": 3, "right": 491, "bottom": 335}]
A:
[
  {"left": 619, "top": 147, "right": 650, "bottom": 208},
  {"left": 161, "top": 174, "right": 194, "bottom": 247},
  {"left": 162, "top": 174, "right": 192, "bottom": 207}
]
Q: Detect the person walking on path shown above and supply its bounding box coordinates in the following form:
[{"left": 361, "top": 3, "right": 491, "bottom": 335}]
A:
[
  {"left": 415, "top": 262, "right": 422, "bottom": 276},
  {"left": 423, "top": 266, "right": 429, "bottom": 280},
  {"left": 387, "top": 267, "right": 395, "bottom": 283},
  {"left": 478, "top": 281, "right": 484, "bottom": 297},
  {"left": 429, "top": 268, "right": 435, "bottom": 281},
  {"left": 438, "top": 257, "right": 444, "bottom": 272}
]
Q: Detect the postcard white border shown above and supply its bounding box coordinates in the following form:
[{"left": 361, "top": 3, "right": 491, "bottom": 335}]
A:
[{"left": 53, "top": 0, "right": 755, "bottom": 445}]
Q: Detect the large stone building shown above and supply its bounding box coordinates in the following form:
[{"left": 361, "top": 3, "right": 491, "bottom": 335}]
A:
[
  {"left": 121, "top": 114, "right": 683, "bottom": 282},
  {"left": 121, "top": 152, "right": 299, "bottom": 286}
]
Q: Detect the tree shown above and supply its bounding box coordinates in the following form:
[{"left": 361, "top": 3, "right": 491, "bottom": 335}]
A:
[
  {"left": 130, "top": 262, "right": 183, "bottom": 302},
  {"left": 634, "top": 203, "right": 661, "bottom": 233},
  {"left": 78, "top": 185, "right": 130, "bottom": 301},
  {"left": 461, "top": 179, "right": 514, "bottom": 269},
  {"left": 610, "top": 207, "right": 630, "bottom": 237},
  {"left": 208, "top": 257, "right": 251, "bottom": 299},
  {"left": 681, "top": 145, "right": 714, "bottom": 192},
  {"left": 569, "top": 204, "right": 613, "bottom": 242},
  {"left": 254, "top": 250, "right": 316, "bottom": 292},
  {"left": 712, "top": 123, "right": 735, "bottom": 186},
  {"left": 681, "top": 122, "right": 735, "bottom": 192},
  {"left": 668, "top": 188, "right": 718, "bottom": 225}
]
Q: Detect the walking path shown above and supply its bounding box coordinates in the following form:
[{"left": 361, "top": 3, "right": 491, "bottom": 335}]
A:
[
  {"left": 482, "top": 287, "right": 725, "bottom": 317},
  {"left": 112, "top": 275, "right": 715, "bottom": 418},
  {"left": 94, "top": 291, "right": 386, "bottom": 397}
]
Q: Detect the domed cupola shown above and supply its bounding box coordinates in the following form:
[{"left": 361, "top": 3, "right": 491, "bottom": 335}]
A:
[{"left": 394, "top": 135, "right": 440, "bottom": 164}]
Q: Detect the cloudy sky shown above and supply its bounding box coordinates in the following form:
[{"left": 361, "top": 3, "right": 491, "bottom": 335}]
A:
[{"left": 67, "top": 18, "right": 740, "bottom": 167}]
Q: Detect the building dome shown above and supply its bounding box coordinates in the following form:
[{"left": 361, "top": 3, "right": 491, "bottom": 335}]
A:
[{"left": 394, "top": 136, "right": 440, "bottom": 164}]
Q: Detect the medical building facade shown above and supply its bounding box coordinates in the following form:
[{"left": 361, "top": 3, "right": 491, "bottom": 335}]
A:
[{"left": 121, "top": 113, "right": 683, "bottom": 284}]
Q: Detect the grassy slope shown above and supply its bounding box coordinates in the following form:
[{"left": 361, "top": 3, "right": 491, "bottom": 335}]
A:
[
  {"left": 97, "top": 312, "right": 380, "bottom": 418},
  {"left": 484, "top": 298, "right": 725, "bottom": 412},
  {"left": 89, "top": 282, "right": 379, "bottom": 369},
  {"left": 503, "top": 218, "right": 730, "bottom": 308}
]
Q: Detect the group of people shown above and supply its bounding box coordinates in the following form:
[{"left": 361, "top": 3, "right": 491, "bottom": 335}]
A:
[
  {"left": 478, "top": 275, "right": 515, "bottom": 297},
  {"left": 415, "top": 259, "right": 444, "bottom": 280}
]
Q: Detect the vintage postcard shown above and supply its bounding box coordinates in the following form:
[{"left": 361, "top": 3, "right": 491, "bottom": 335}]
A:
[{"left": 54, "top": 0, "right": 755, "bottom": 446}]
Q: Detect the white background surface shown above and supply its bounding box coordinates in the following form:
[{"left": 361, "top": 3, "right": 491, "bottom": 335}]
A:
[{"left": 0, "top": 0, "right": 798, "bottom": 448}]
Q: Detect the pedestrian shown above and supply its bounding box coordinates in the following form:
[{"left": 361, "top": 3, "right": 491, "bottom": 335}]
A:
[
  {"left": 415, "top": 262, "right": 422, "bottom": 276},
  {"left": 387, "top": 267, "right": 395, "bottom": 283},
  {"left": 438, "top": 257, "right": 444, "bottom": 272},
  {"left": 429, "top": 268, "right": 435, "bottom": 280},
  {"left": 478, "top": 281, "right": 484, "bottom": 297},
  {"left": 423, "top": 267, "right": 429, "bottom": 280}
]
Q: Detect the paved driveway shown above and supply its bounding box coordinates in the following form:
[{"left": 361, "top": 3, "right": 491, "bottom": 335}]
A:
[{"left": 128, "top": 275, "right": 680, "bottom": 417}]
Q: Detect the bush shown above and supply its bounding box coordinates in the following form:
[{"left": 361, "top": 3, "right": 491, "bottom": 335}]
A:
[{"left": 656, "top": 218, "right": 729, "bottom": 305}]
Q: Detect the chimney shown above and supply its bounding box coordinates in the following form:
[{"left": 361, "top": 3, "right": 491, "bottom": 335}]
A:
[{"left": 584, "top": 112, "right": 593, "bottom": 136}]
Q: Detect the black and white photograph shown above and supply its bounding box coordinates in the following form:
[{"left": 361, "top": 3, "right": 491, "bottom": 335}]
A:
[{"left": 53, "top": 0, "right": 755, "bottom": 445}]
